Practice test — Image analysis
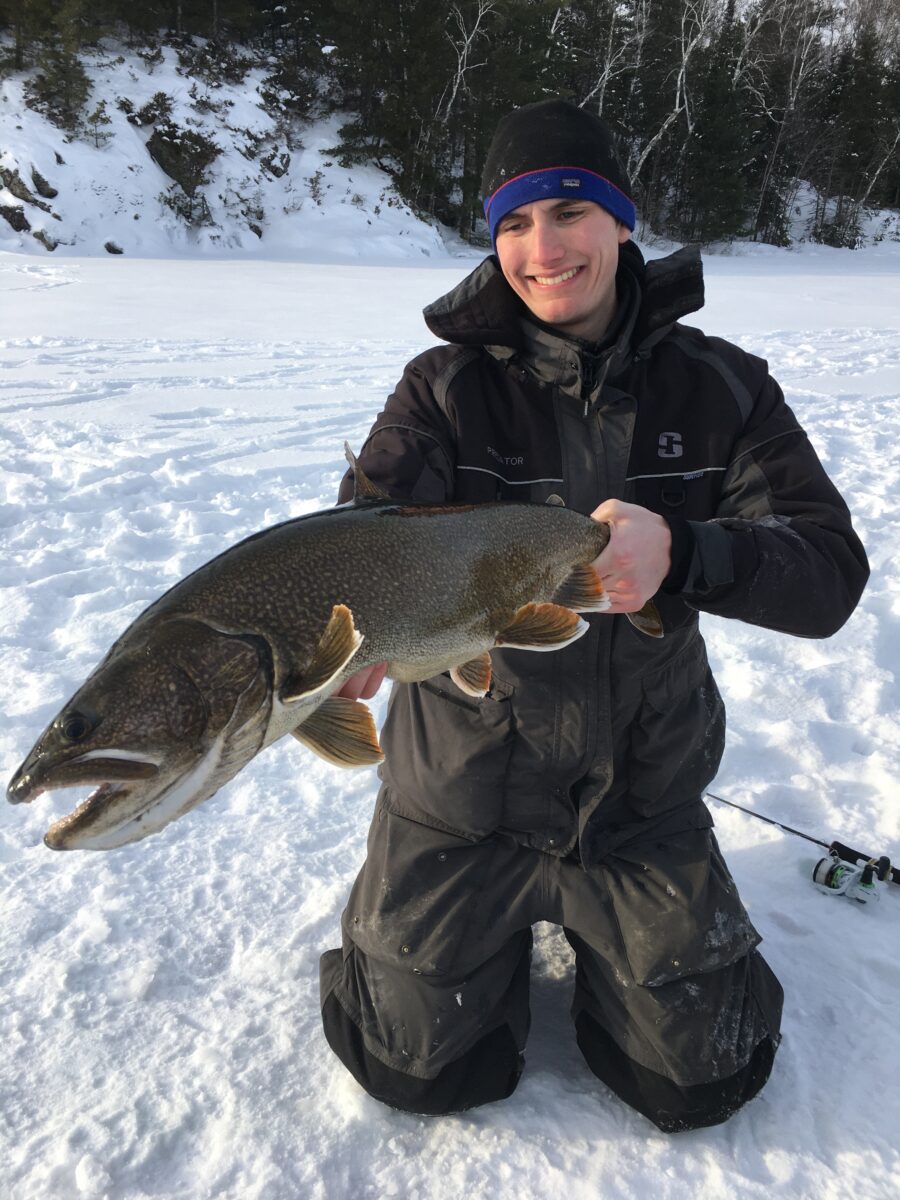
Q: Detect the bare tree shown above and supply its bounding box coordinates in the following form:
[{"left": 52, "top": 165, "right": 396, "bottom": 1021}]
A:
[
  {"left": 578, "top": 3, "right": 634, "bottom": 118},
  {"left": 437, "top": 0, "right": 496, "bottom": 126},
  {"left": 752, "top": 0, "right": 833, "bottom": 237}
]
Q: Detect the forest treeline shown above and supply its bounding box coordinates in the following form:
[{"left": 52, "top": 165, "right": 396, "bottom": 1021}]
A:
[{"left": 2, "top": 0, "right": 898, "bottom": 247}]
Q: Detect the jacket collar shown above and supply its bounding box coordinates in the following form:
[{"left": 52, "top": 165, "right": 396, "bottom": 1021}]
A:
[{"left": 423, "top": 242, "right": 705, "bottom": 370}]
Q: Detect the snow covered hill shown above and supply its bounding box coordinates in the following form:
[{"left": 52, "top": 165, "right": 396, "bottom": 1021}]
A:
[
  {"left": 0, "top": 42, "right": 450, "bottom": 261},
  {"left": 3, "top": 40, "right": 898, "bottom": 263}
]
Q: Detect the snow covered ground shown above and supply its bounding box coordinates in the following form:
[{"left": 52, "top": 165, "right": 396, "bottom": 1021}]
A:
[{"left": 1, "top": 241, "right": 899, "bottom": 1200}]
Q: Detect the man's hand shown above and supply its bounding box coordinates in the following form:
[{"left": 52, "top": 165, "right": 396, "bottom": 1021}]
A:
[
  {"left": 336, "top": 662, "right": 388, "bottom": 701},
  {"left": 591, "top": 500, "right": 672, "bottom": 613}
]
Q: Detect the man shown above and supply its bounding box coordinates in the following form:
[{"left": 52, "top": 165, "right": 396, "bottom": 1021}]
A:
[{"left": 319, "top": 100, "right": 868, "bottom": 1131}]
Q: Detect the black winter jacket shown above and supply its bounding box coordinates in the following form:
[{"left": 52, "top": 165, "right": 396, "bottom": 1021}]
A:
[{"left": 340, "top": 243, "right": 869, "bottom": 868}]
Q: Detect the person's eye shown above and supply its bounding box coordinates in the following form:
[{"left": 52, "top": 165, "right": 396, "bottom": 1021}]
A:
[
  {"left": 558, "top": 207, "right": 584, "bottom": 222},
  {"left": 498, "top": 220, "right": 525, "bottom": 235}
]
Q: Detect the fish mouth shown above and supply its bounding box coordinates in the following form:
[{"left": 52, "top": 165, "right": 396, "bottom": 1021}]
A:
[
  {"left": 6, "top": 755, "right": 163, "bottom": 850},
  {"left": 43, "top": 780, "right": 137, "bottom": 850}
]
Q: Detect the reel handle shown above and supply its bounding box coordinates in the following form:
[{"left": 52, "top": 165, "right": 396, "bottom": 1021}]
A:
[{"left": 830, "top": 842, "right": 897, "bottom": 885}]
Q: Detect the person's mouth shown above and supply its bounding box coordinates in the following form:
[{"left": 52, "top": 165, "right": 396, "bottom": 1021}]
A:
[{"left": 529, "top": 265, "right": 584, "bottom": 287}]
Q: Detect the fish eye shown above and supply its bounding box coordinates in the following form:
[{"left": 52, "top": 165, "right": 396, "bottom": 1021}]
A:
[{"left": 58, "top": 711, "right": 94, "bottom": 742}]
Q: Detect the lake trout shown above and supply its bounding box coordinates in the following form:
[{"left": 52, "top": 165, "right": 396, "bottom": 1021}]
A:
[{"left": 7, "top": 447, "right": 662, "bottom": 851}]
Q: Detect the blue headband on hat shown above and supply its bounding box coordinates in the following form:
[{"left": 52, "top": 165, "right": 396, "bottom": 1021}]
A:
[{"left": 484, "top": 166, "right": 636, "bottom": 243}]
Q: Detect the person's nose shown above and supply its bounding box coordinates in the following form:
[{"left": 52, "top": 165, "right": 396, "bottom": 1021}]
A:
[{"left": 529, "top": 218, "right": 565, "bottom": 266}]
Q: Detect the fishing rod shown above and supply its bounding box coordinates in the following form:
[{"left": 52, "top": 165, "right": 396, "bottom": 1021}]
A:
[{"left": 704, "top": 791, "right": 898, "bottom": 903}]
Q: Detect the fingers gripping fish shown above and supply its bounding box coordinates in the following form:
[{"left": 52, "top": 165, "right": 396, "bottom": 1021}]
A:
[{"left": 7, "top": 446, "right": 662, "bottom": 851}]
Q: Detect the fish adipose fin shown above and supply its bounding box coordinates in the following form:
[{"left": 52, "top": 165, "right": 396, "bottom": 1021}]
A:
[
  {"left": 344, "top": 442, "right": 392, "bottom": 502},
  {"left": 551, "top": 564, "right": 611, "bottom": 613},
  {"left": 626, "top": 600, "right": 664, "bottom": 638},
  {"left": 291, "top": 697, "right": 384, "bottom": 767},
  {"left": 281, "top": 604, "right": 364, "bottom": 703},
  {"left": 495, "top": 603, "right": 588, "bottom": 650},
  {"left": 450, "top": 652, "right": 493, "bottom": 698}
]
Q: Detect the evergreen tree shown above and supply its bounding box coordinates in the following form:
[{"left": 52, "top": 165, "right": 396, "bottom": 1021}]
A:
[
  {"left": 674, "top": 16, "right": 754, "bottom": 242},
  {"left": 85, "top": 96, "right": 114, "bottom": 146}
]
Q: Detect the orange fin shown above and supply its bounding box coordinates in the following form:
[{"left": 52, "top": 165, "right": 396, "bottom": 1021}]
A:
[
  {"left": 626, "top": 600, "right": 664, "bottom": 638},
  {"left": 495, "top": 603, "right": 588, "bottom": 650},
  {"left": 291, "top": 697, "right": 383, "bottom": 767},
  {"left": 450, "top": 652, "right": 492, "bottom": 698},
  {"left": 281, "top": 604, "right": 363, "bottom": 703},
  {"left": 551, "top": 564, "right": 611, "bottom": 613}
]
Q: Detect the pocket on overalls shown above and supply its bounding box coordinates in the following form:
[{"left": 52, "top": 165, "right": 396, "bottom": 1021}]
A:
[
  {"left": 343, "top": 794, "right": 506, "bottom": 978},
  {"left": 603, "top": 828, "right": 760, "bottom": 987}
]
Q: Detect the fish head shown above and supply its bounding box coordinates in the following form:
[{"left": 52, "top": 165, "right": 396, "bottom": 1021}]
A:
[{"left": 7, "top": 618, "right": 273, "bottom": 851}]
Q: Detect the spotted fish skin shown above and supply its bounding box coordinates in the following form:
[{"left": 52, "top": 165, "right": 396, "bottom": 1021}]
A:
[{"left": 7, "top": 474, "right": 644, "bottom": 852}]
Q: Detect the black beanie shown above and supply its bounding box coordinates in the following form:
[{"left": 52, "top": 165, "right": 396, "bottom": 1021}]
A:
[{"left": 481, "top": 99, "right": 635, "bottom": 242}]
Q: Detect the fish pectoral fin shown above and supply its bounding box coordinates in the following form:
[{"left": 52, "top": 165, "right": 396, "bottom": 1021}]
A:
[
  {"left": 626, "top": 600, "right": 665, "bottom": 638},
  {"left": 291, "top": 697, "right": 384, "bottom": 767},
  {"left": 495, "top": 603, "right": 588, "bottom": 650},
  {"left": 450, "top": 652, "right": 492, "bottom": 698},
  {"left": 344, "top": 442, "right": 392, "bottom": 502},
  {"left": 280, "top": 604, "right": 364, "bottom": 704},
  {"left": 551, "top": 564, "right": 610, "bottom": 613}
]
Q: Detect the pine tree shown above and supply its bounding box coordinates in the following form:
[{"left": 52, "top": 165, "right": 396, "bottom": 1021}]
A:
[
  {"left": 674, "top": 16, "right": 754, "bottom": 242},
  {"left": 85, "top": 96, "right": 114, "bottom": 147}
]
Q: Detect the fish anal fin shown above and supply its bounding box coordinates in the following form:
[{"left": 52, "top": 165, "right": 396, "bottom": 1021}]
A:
[
  {"left": 450, "top": 652, "right": 492, "bottom": 698},
  {"left": 496, "top": 603, "right": 588, "bottom": 650},
  {"left": 344, "top": 442, "right": 392, "bottom": 502},
  {"left": 291, "top": 697, "right": 384, "bottom": 767},
  {"left": 551, "top": 564, "right": 610, "bottom": 613},
  {"left": 281, "top": 604, "right": 363, "bottom": 703},
  {"left": 626, "top": 600, "right": 665, "bottom": 639}
]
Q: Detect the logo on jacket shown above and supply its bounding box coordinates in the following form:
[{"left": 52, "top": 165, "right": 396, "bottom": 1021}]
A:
[
  {"left": 658, "top": 432, "right": 683, "bottom": 458},
  {"left": 487, "top": 445, "right": 524, "bottom": 467}
]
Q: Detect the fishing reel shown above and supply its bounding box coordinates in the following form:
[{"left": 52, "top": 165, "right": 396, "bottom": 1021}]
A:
[{"left": 813, "top": 851, "right": 892, "bottom": 903}]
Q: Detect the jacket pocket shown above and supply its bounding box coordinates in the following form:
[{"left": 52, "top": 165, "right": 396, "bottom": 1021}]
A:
[
  {"left": 379, "top": 674, "right": 515, "bottom": 838},
  {"left": 628, "top": 637, "right": 725, "bottom": 816},
  {"left": 604, "top": 828, "right": 760, "bottom": 987}
]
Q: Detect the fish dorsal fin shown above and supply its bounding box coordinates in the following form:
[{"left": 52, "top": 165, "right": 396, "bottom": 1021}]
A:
[
  {"left": 545, "top": 493, "right": 566, "bottom": 507},
  {"left": 551, "top": 564, "right": 611, "bottom": 614},
  {"left": 495, "top": 603, "right": 588, "bottom": 650},
  {"left": 291, "top": 697, "right": 383, "bottom": 767},
  {"left": 626, "top": 600, "right": 665, "bottom": 638},
  {"left": 344, "top": 442, "right": 391, "bottom": 502},
  {"left": 450, "top": 652, "right": 492, "bottom": 698},
  {"left": 280, "top": 604, "right": 364, "bottom": 704}
]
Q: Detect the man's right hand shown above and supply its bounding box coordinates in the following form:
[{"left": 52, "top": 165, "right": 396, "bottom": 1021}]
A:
[{"left": 336, "top": 662, "right": 388, "bottom": 701}]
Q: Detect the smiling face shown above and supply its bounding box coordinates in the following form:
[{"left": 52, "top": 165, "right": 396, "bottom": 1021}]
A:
[{"left": 494, "top": 198, "right": 631, "bottom": 342}]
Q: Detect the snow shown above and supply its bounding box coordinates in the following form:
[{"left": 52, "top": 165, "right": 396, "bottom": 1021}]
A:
[
  {"left": 2, "top": 240, "right": 898, "bottom": 1200},
  {"left": 0, "top": 44, "right": 451, "bottom": 263},
  {"left": 1, "top": 44, "right": 899, "bottom": 1200}
]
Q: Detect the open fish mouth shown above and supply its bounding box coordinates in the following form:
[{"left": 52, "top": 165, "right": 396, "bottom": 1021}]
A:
[
  {"left": 44, "top": 780, "right": 136, "bottom": 849},
  {"left": 6, "top": 753, "right": 163, "bottom": 850}
]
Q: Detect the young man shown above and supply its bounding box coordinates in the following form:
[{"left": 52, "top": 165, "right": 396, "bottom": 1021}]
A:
[{"left": 319, "top": 100, "right": 868, "bottom": 1131}]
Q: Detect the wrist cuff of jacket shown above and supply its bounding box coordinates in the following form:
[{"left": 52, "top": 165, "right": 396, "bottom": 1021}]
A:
[{"left": 662, "top": 516, "right": 696, "bottom": 593}]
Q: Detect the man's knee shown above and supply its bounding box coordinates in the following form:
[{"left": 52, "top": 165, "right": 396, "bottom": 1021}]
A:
[
  {"left": 321, "top": 990, "right": 524, "bottom": 1115},
  {"left": 574, "top": 1008, "right": 779, "bottom": 1132}
]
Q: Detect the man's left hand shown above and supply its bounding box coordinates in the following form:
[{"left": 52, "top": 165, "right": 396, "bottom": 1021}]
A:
[{"left": 590, "top": 499, "right": 672, "bottom": 613}]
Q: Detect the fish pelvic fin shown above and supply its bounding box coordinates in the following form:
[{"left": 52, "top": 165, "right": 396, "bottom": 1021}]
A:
[
  {"left": 343, "top": 442, "right": 392, "bottom": 502},
  {"left": 291, "top": 697, "right": 384, "bottom": 767},
  {"left": 551, "top": 564, "right": 611, "bottom": 613},
  {"left": 495, "top": 603, "right": 588, "bottom": 651},
  {"left": 626, "top": 600, "right": 665, "bottom": 638},
  {"left": 450, "top": 652, "right": 493, "bottom": 698},
  {"left": 280, "top": 604, "right": 364, "bottom": 704}
]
